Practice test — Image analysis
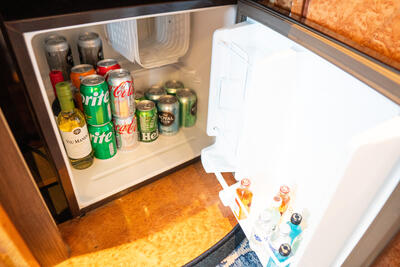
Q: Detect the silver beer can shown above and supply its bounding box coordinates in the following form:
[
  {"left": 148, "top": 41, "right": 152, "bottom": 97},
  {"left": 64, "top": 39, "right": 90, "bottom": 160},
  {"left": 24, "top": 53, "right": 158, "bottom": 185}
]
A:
[
  {"left": 78, "top": 32, "right": 104, "bottom": 66},
  {"left": 164, "top": 80, "right": 184, "bottom": 95},
  {"left": 44, "top": 34, "right": 74, "bottom": 80},
  {"left": 157, "top": 95, "right": 180, "bottom": 136},
  {"left": 113, "top": 115, "right": 138, "bottom": 151},
  {"left": 108, "top": 69, "right": 135, "bottom": 118},
  {"left": 145, "top": 85, "right": 166, "bottom": 103}
]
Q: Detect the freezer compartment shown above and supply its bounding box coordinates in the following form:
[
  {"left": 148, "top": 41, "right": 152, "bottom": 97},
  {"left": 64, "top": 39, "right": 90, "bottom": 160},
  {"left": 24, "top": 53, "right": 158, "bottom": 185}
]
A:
[
  {"left": 202, "top": 21, "right": 400, "bottom": 266},
  {"left": 24, "top": 6, "right": 237, "bottom": 208}
]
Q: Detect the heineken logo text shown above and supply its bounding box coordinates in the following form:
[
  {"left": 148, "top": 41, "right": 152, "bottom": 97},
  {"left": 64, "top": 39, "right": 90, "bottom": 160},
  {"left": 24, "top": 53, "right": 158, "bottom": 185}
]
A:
[
  {"left": 81, "top": 90, "right": 109, "bottom": 106},
  {"left": 141, "top": 131, "right": 158, "bottom": 141},
  {"left": 90, "top": 131, "right": 112, "bottom": 144}
]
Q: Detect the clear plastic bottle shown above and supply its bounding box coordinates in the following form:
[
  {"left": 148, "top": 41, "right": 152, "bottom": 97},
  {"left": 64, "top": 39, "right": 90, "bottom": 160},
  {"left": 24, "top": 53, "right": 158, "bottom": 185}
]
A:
[
  {"left": 279, "top": 185, "right": 291, "bottom": 215},
  {"left": 250, "top": 195, "right": 282, "bottom": 250},
  {"left": 234, "top": 178, "right": 253, "bottom": 220},
  {"left": 269, "top": 223, "right": 291, "bottom": 252}
]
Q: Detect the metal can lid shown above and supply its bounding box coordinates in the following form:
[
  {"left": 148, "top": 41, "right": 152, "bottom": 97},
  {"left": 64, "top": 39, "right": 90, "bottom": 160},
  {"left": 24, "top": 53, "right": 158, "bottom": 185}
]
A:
[
  {"left": 71, "top": 64, "right": 94, "bottom": 74},
  {"left": 279, "top": 243, "right": 291, "bottom": 257},
  {"left": 145, "top": 85, "right": 167, "bottom": 96},
  {"left": 44, "top": 34, "right": 69, "bottom": 52},
  {"left": 240, "top": 178, "right": 251, "bottom": 187},
  {"left": 108, "top": 68, "right": 131, "bottom": 80},
  {"left": 97, "top": 58, "right": 118, "bottom": 68},
  {"left": 78, "top": 32, "right": 101, "bottom": 47},
  {"left": 280, "top": 185, "right": 290, "bottom": 195},
  {"left": 165, "top": 80, "right": 184, "bottom": 89},
  {"left": 137, "top": 100, "right": 155, "bottom": 111},
  {"left": 135, "top": 91, "right": 144, "bottom": 100},
  {"left": 158, "top": 95, "right": 178, "bottom": 105},
  {"left": 176, "top": 88, "right": 196, "bottom": 98},
  {"left": 290, "top": 213, "right": 302, "bottom": 225},
  {"left": 81, "top": 74, "right": 105, "bottom": 86}
]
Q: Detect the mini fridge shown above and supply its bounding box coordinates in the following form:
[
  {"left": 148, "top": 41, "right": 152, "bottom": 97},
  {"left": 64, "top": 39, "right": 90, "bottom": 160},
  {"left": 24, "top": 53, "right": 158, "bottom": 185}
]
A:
[{"left": 1, "top": 0, "right": 399, "bottom": 266}]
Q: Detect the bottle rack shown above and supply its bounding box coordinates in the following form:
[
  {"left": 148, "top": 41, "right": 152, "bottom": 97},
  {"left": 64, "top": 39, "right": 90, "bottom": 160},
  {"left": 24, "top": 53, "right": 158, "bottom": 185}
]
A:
[{"left": 214, "top": 172, "right": 307, "bottom": 267}]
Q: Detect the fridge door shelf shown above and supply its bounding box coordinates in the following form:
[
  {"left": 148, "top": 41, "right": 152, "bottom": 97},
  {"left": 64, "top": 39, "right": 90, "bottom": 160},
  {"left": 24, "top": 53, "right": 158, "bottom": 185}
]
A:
[{"left": 214, "top": 173, "right": 305, "bottom": 266}]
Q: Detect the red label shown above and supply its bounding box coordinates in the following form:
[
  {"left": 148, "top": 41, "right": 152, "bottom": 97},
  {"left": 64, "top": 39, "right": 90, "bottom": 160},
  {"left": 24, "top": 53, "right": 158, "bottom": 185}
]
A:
[
  {"left": 115, "top": 119, "right": 136, "bottom": 134},
  {"left": 113, "top": 81, "right": 134, "bottom": 98}
]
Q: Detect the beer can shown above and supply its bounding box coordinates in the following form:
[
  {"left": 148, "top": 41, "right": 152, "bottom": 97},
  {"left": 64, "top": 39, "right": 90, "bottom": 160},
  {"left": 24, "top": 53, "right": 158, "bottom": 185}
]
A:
[
  {"left": 78, "top": 32, "right": 104, "bottom": 66},
  {"left": 135, "top": 90, "right": 146, "bottom": 104},
  {"left": 49, "top": 70, "right": 64, "bottom": 96},
  {"left": 136, "top": 100, "right": 159, "bottom": 142},
  {"left": 44, "top": 34, "right": 74, "bottom": 80},
  {"left": 164, "top": 80, "right": 184, "bottom": 96},
  {"left": 176, "top": 88, "right": 197, "bottom": 127},
  {"left": 71, "top": 64, "right": 96, "bottom": 112},
  {"left": 80, "top": 74, "right": 112, "bottom": 125},
  {"left": 88, "top": 122, "right": 117, "bottom": 159},
  {"left": 144, "top": 85, "right": 166, "bottom": 103},
  {"left": 113, "top": 115, "right": 138, "bottom": 151},
  {"left": 108, "top": 69, "right": 135, "bottom": 117},
  {"left": 96, "top": 59, "right": 121, "bottom": 78},
  {"left": 157, "top": 95, "right": 179, "bottom": 136}
]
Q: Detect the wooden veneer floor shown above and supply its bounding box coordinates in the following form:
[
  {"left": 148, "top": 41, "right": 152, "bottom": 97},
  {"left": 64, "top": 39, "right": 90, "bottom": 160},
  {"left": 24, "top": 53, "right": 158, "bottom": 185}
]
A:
[{"left": 56, "top": 160, "right": 237, "bottom": 266}]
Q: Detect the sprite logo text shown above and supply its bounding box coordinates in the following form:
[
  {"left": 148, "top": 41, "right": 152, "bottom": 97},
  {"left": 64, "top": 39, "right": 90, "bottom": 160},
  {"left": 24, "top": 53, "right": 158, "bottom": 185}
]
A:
[
  {"left": 90, "top": 131, "right": 112, "bottom": 144},
  {"left": 81, "top": 90, "right": 109, "bottom": 106}
]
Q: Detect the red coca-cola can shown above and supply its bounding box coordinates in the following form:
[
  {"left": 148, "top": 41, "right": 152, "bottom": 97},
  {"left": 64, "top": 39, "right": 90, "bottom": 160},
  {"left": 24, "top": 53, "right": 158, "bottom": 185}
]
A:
[
  {"left": 113, "top": 115, "right": 138, "bottom": 151},
  {"left": 49, "top": 70, "right": 64, "bottom": 96},
  {"left": 107, "top": 68, "right": 135, "bottom": 117},
  {"left": 96, "top": 58, "right": 120, "bottom": 78}
]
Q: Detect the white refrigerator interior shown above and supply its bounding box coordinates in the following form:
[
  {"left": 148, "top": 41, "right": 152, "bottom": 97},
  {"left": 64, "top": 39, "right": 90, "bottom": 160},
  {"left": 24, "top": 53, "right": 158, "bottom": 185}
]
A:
[{"left": 201, "top": 21, "right": 400, "bottom": 266}]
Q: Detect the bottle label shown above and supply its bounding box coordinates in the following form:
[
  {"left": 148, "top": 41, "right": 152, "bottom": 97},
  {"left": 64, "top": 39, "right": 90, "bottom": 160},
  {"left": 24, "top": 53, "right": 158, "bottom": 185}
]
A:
[{"left": 61, "top": 125, "right": 92, "bottom": 159}]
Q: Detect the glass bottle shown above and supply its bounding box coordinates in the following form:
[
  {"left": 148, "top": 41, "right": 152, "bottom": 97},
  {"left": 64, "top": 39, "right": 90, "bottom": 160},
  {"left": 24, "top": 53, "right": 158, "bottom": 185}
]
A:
[
  {"left": 56, "top": 81, "right": 94, "bottom": 169},
  {"left": 287, "top": 213, "right": 302, "bottom": 243},
  {"left": 234, "top": 178, "right": 253, "bottom": 220},
  {"left": 266, "top": 243, "right": 291, "bottom": 267},
  {"left": 279, "top": 185, "right": 291, "bottom": 214},
  {"left": 270, "top": 223, "right": 291, "bottom": 252}
]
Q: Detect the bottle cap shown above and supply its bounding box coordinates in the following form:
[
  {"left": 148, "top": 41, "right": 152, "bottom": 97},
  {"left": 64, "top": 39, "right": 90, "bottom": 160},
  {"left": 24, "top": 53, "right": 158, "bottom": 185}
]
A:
[
  {"left": 56, "top": 82, "right": 74, "bottom": 111},
  {"left": 290, "top": 213, "right": 302, "bottom": 225},
  {"left": 272, "top": 195, "right": 282, "bottom": 208},
  {"left": 241, "top": 178, "right": 251, "bottom": 187},
  {"left": 279, "top": 243, "right": 291, "bottom": 257},
  {"left": 280, "top": 185, "right": 290, "bottom": 195}
]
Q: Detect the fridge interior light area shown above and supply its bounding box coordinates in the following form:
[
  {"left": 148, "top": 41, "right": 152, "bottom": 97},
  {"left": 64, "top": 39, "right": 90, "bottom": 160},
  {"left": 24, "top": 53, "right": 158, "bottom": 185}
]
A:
[
  {"left": 20, "top": 3, "right": 400, "bottom": 266},
  {"left": 25, "top": 6, "right": 237, "bottom": 209}
]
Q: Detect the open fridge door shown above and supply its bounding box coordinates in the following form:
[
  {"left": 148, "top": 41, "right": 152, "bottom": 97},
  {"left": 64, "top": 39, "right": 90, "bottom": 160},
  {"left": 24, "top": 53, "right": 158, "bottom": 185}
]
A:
[{"left": 202, "top": 20, "right": 400, "bottom": 266}]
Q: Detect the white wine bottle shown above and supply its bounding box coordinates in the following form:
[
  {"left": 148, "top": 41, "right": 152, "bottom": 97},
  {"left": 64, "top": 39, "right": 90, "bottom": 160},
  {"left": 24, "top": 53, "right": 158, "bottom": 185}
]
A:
[{"left": 56, "top": 81, "right": 94, "bottom": 169}]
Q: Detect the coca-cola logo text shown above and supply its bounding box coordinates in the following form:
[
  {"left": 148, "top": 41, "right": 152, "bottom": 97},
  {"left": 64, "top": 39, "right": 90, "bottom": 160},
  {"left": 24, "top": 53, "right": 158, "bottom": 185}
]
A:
[
  {"left": 112, "top": 81, "right": 134, "bottom": 98},
  {"left": 115, "top": 119, "right": 136, "bottom": 134}
]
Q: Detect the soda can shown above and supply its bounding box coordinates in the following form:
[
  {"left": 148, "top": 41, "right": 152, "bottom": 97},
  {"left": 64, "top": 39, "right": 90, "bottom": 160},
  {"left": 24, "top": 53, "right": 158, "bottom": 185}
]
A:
[
  {"left": 176, "top": 88, "right": 197, "bottom": 127},
  {"left": 44, "top": 34, "right": 74, "bottom": 80},
  {"left": 78, "top": 32, "right": 104, "bottom": 66},
  {"left": 80, "top": 74, "right": 112, "bottom": 125},
  {"left": 136, "top": 100, "right": 159, "bottom": 142},
  {"left": 113, "top": 115, "right": 138, "bottom": 151},
  {"left": 70, "top": 64, "right": 96, "bottom": 112},
  {"left": 96, "top": 59, "right": 121, "bottom": 78},
  {"left": 145, "top": 85, "right": 166, "bottom": 103},
  {"left": 164, "top": 80, "right": 184, "bottom": 96},
  {"left": 157, "top": 95, "right": 179, "bottom": 136},
  {"left": 88, "top": 122, "right": 117, "bottom": 159},
  {"left": 135, "top": 90, "right": 146, "bottom": 104},
  {"left": 108, "top": 69, "right": 135, "bottom": 117}
]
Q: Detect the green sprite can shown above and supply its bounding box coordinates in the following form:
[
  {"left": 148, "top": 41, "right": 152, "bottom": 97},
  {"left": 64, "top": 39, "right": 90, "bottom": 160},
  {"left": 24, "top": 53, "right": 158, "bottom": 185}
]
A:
[
  {"left": 88, "top": 121, "right": 117, "bottom": 159},
  {"left": 136, "top": 100, "right": 159, "bottom": 142},
  {"left": 164, "top": 80, "right": 184, "bottom": 95},
  {"left": 176, "top": 88, "right": 197, "bottom": 127},
  {"left": 80, "top": 74, "right": 112, "bottom": 125}
]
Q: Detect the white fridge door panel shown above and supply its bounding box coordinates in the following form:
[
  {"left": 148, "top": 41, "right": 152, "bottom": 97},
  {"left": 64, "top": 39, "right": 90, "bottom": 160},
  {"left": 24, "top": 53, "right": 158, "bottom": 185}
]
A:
[{"left": 202, "top": 20, "right": 400, "bottom": 266}]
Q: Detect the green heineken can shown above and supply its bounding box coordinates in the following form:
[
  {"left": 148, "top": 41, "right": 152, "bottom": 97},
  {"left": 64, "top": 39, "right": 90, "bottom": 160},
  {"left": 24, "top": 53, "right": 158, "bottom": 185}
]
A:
[
  {"left": 136, "top": 100, "right": 159, "bottom": 142},
  {"left": 80, "top": 74, "right": 112, "bottom": 125},
  {"left": 164, "top": 80, "right": 184, "bottom": 96},
  {"left": 88, "top": 121, "right": 117, "bottom": 159},
  {"left": 176, "top": 88, "right": 197, "bottom": 127}
]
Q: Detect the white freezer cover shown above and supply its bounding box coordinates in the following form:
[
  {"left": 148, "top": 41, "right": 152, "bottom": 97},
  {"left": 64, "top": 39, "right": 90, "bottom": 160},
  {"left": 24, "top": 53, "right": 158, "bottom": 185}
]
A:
[{"left": 202, "top": 21, "right": 400, "bottom": 266}]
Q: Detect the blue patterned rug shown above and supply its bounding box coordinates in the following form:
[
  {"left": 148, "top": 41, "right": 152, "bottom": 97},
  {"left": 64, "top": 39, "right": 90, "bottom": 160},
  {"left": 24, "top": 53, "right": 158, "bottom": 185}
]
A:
[{"left": 217, "top": 238, "right": 263, "bottom": 267}]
